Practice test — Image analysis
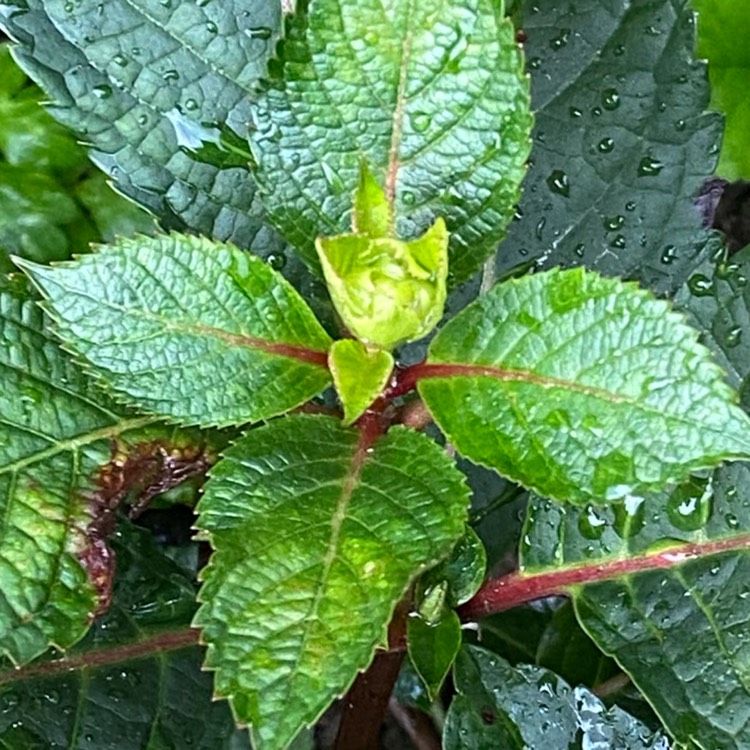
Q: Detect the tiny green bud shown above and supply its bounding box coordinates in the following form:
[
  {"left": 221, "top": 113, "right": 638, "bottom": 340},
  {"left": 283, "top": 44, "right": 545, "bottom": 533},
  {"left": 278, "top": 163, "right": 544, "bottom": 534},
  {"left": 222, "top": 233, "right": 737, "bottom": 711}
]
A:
[{"left": 316, "top": 167, "right": 449, "bottom": 350}]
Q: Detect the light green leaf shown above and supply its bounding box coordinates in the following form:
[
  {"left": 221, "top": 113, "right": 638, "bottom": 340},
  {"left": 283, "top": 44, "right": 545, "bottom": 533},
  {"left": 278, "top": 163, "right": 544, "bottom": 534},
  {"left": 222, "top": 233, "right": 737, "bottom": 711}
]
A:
[
  {"left": 693, "top": 0, "right": 750, "bottom": 179},
  {"left": 0, "top": 0, "right": 286, "bottom": 258},
  {"left": 496, "top": 0, "right": 721, "bottom": 294},
  {"left": 195, "top": 414, "right": 469, "bottom": 750},
  {"left": 521, "top": 462, "right": 750, "bottom": 749},
  {"left": 329, "top": 339, "right": 394, "bottom": 425},
  {"left": 317, "top": 217, "right": 448, "bottom": 350},
  {"left": 0, "top": 279, "right": 217, "bottom": 665},
  {"left": 419, "top": 267, "right": 750, "bottom": 505},
  {"left": 0, "top": 521, "right": 251, "bottom": 749},
  {"left": 444, "top": 645, "right": 669, "bottom": 749},
  {"left": 407, "top": 610, "right": 462, "bottom": 701},
  {"left": 17, "top": 234, "right": 332, "bottom": 428},
  {"left": 251, "top": 0, "right": 532, "bottom": 283}
]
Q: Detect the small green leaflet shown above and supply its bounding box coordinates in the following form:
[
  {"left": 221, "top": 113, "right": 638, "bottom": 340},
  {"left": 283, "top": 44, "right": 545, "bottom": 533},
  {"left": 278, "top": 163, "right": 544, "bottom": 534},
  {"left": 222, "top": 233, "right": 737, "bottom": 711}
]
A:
[
  {"left": 195, "top": 414, "right": 469, "bottom": 750},
  {"left": 444, "top": 645, "right": 670, "bottom": 749},
  {"left": 17, "top": 234, "right": 332, "bottom": 428},
  {"left": 407, "top": 610, "right": 462, "bottom": 701},
  {"left": 250, "top": 0, "right": 532, "bottom": 284},
  {"left": 419, "top": 267, "right": 750, "bottom": 505},
  {"left": 329, "top": 339, "right": 394, "bottom": 425}
]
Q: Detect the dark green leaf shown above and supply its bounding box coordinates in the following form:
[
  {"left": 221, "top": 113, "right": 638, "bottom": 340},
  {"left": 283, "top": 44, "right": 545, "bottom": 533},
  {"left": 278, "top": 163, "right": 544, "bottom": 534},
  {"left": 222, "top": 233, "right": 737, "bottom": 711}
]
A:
[
  {"left": 522, "top": 461, "right": 750, "bottom": 748},
  {"left": 251, "top": 0, "right": 532, "bottom": 284},
  {"left": 18, "top": 234, "right": 332, "bottom": 427},
  {"left": 419, "top": 267, "right": 750, "bottom": 504},
  {"left": 407, "top": 610, "right": 461, "bottom": 701},
  {"left": 195, "top": 414, "right": 469, "bottom": 750},
  {"left": 0, "top": 522, "right": 251, "bottom": 749},
  {"left": 496, "top": 0, "right": 721, "bottom": 294},
  {"left": 444, "top": 645, "right": 669, "bottom": 749},
  {"left": 693, "top": 0, "right": 750, "bottom": 179},
  {"left": 0, "top": 0, "right": 285, "bottom": 257}
]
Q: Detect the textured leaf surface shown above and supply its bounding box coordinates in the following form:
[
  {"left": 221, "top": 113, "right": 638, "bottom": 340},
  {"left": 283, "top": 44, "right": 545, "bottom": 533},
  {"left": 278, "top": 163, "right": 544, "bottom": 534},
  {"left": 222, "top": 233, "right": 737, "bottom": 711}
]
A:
[
  {"left": 521, "top": 461, "right": 750, "bottom": 749},
  {"left": 419, "top": 267, "right": 750, "bottom": 504},
  {"left": 0, "top": 522, "right": 251, "bottom": 749},
  {"left": 444, "top": 645, "right": 669, "bottom": 749},
  {"left": 195, "top": 414, "right": 469, "bottom": 750},
  {"left": 0, "top": 279, "right": 208, "bottom": 664},
  {"left": 0, "top": 0, "right": 285, "bottom": 258},
  {"left": 693, "top": 0, "right": 750, "bottom": 179},
  {"left": 251, "top": 0, "right": 532, "bottom": 283},
  {"left": 18, "top": 234, "right": 332, "bottom": 427},
  {"left": 496, "top": 0, "right": 721, "bottom": 294}
]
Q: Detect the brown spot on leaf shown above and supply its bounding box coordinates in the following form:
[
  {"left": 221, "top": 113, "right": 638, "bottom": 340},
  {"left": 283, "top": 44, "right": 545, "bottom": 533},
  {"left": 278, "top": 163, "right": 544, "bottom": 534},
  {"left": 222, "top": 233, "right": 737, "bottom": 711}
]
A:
[
  {"left": 515, "top": 29, "right": 528, "bottom": 44},
  {"left": 481, "top": 707, "right": 496, "bottom": 725},
  {"left": 79, "top": 440, "right": 212, "bottom": 619}
]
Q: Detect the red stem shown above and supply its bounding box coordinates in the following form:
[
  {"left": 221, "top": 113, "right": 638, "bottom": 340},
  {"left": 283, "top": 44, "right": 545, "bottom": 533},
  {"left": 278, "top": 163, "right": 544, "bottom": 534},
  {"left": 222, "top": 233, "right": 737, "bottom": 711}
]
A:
[{"left": 459, "top": 533, "right": 750, "bottom": 621}]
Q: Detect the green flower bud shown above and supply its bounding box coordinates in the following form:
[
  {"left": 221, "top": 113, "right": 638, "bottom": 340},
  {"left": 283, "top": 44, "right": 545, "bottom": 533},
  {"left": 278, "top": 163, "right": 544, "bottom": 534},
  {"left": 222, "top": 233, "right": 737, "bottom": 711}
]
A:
[{"left": 316, "top": 164, "right": 449, "bottom": 350}]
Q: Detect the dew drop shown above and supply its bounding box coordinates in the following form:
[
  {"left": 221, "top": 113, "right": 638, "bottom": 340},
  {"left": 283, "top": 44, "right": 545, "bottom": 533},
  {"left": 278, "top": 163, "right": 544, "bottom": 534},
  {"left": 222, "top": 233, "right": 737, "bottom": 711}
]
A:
[
  {"left": 725, "top": 512, "right": 740, "bottom": 529},
  {"left": 546, "top": 169, "right": 569, "bottom": 197},
  {"left": 603, "top": 215, "right": 625, "bottom": 232},
  {"left": 528, "top": 56, "right": 542, "bottom": 70},
  {"left": 574, "top": 243, "right": 585, "bottom": 258},
  {"left": 725, "top": 326, "right": 742, "bottom": 348},
  {"left": 687, "top": 273, "right": 713, "bottom": 297},
  {"left": 578, "top": 505, "right": 607, "bottom": 540},
  {"left": 597, "top": 137, "right": 614, "bottom": 153},
  {"left": 613, "top": 44, "right": 625, "bottom": 56},
  {"left": 402, "top": 190, "right": 416, "bottom": 205},
  {"left": 411, "top": 112, "right": 431, "bottom": 133},
  {"left": 92, "top": 84, "right": 113, "bottom": 100},
  {"left": 660, "top": 245, "right": 677, "bottom": 265},
  {"left": 675, "top": 118, "right": 686, "bottom": 131},
  {"left": 535, "top": 217, "right": 546, "bottom": 240},
  {"left": 638, "top": 155, "right": 664, "bottom": 177},
  {"left": 267, "top": 253, "right": 287, "bottom": 271},
  {"left": 113, "top": 54, "right": 129, "bottom": 67},
  {"left": 601, "top": 88, "right": 620, "bottom": 110},
  {"left": 569, "top": 106, "right": 583, "bottom": 118},
  {"left": 205, "top": 20, "right": 218, "bottom": 33},
  {"left": 245, "top": 26, "right": 273, "bottom": 40},
  {"left": 716, "top": 261, "right": 739, "bottom": 279},
  {"left": 625, "top": 200, "right": 636, "bottom": 212},
  {"left": 162, "top": 69, "right": 180, "bottom": 82},
  {"left": 666, "top": 476, "right": 713, "bottom": 531},
  {"left": 137, "top": 114, "right": 149, "bottom": 126},
  {"left": 549, "top": 28, "right": 570, "bottom": 50}
]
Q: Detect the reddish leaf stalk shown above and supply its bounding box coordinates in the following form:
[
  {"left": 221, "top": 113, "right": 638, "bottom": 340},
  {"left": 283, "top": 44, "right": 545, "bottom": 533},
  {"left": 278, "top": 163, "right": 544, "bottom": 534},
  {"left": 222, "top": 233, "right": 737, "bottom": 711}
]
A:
[{"left": 459, "top": 533, "right": 750, "bottom": 621}]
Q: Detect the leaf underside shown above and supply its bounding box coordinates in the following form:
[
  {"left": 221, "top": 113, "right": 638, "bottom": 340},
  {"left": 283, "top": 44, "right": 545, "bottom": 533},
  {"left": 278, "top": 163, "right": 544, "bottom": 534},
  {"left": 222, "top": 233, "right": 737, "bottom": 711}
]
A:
[
  {"left": 251, "top": 0, "right": 532, "bottom": 284},
  {"left": 0, "top": 0, "right": 288, "bottom": 260},
  {"left": 195, "top": 414, "right": 469, "bottom": 750},
  {"left": 17, "top": 234, "right": 332, "bottom": 428},
  {"left": 419, "top": 267, "right": 750, "bottom": 505}
]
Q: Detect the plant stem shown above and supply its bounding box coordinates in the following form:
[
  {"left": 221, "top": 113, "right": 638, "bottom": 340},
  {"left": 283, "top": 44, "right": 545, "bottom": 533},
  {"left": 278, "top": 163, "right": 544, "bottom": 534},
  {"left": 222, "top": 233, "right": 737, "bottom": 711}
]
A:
[
  {"left": 459, "top": 533, "right": 750, "bottom": 620},
  {"left": 333, "top": 601, "right": 409, "bottom": 750},
  {"left": 0, "top": 628, "right": 199, "bottom": 685}
]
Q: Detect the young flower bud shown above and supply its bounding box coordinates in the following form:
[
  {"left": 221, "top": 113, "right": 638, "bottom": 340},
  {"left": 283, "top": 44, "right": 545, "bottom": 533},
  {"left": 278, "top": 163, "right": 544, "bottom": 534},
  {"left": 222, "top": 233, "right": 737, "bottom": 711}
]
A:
[{"left": 315, "top": 166, "right": 449, "bottom": 350}]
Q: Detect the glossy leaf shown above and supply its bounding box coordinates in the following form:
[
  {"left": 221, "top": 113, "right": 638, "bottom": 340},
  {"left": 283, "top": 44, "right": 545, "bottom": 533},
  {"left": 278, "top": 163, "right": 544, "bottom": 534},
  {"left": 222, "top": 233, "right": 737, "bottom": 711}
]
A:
[
  {"left": 521, "top": 461, "right": 750, "bottom": 749},
  {"left": 0, "top": 279, "right": 216, "bottom": 665},
  {"left": 496, "top": 0, "right": 721, "bottom": 294},
  {"left": 693, "top": 0, "right": 750, "bottom": 179},
  {"left": 251, "top": 0, "right": 532, "bottom": 283},
  {"left": 0, "top": 521, "right": 251, "bottom": 749},
  {"left": 18, "top": 234, "right": 332, "bottom": 427},
  {"left": 444, "top": 645, "right": 669, "bottom": 749},
  {"left": 419, "top": 267, "right": 750, "bottom": 504},
  {"left": 0, "top": 0, "right": 286, "bottom": 258},
  {"left": 407, "top": 610, "right": 462, "bottom": 701},
  {"left": 329, "top": 339, "right": 394, "bottom": 425},
  {"left": 195, "top": 414, "right": 469, "bottom": 750}
]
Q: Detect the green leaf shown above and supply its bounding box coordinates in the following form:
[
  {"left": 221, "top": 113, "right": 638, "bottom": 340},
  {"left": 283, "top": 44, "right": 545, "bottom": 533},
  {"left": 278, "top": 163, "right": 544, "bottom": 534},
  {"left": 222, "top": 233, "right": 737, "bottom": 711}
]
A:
[
  {"left": 420, "top": 525, "right": 487, "bottom": 608},
  {"left": 521, "top": 462, "right": 750, "bottom": 749},
  {"left": 0, "top": 279, "right": 217, "bottom": 665},
  {"left": 496, "top": 0, "right": 721, "bottom": 294},
  {"left": 17, "top": 234, "right": 332, "bottom": 428},
  {"left": 444, "top": 645, "right": 669, "bottom": 749},
  {"left": 693, "top": 0, "right": 750, "bottom": 179},
  {"left": 418, "top": 267, "right": 750, "bottom": 505},
  {"left": 195, "top": 414, "right": 469, "bottom": 750},
  {"left": 0, "top": 164, "right": 97, "bottom": 272},
  {"left": 329, "top": 339, "right": 394, "bottom": 425},
  {"left": 0, "top": 0, "right": 285, "bottom": 257},
  {"left": 0, "top": 521, "right": 251, "bottom": 749},
  {"left": 407, "top": 610, "right": 461, "bottom": 701},
  {"left": 251, "top": 0, "right": 532, "bottom": 284}
]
